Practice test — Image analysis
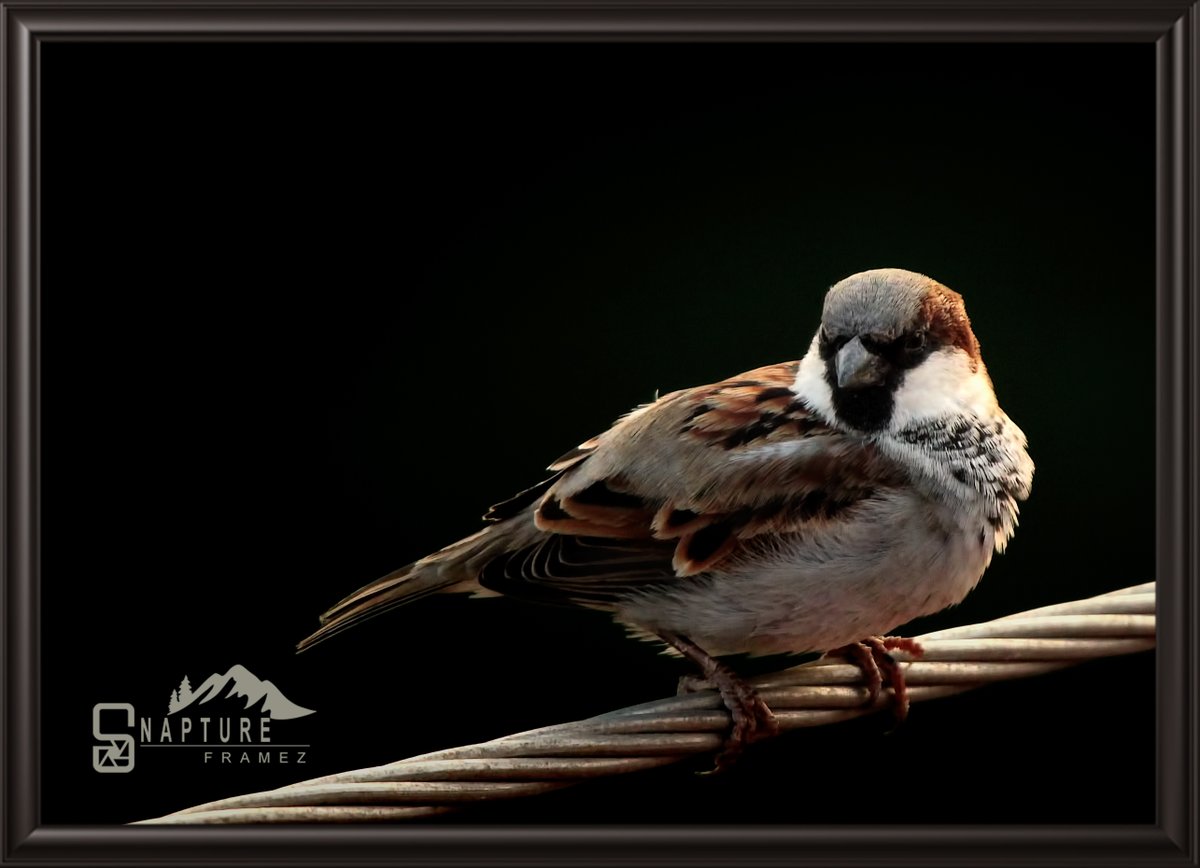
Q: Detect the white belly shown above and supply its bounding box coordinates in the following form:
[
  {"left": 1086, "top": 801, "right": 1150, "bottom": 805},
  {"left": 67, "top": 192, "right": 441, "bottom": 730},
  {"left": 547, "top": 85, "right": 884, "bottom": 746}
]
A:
[{"left": 613, "top": 491, "right": 994, "bottom": 656}]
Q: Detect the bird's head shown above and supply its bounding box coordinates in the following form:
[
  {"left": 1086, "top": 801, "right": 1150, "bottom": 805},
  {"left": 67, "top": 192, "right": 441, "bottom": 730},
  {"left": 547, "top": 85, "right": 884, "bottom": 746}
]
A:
[{"left": 795, "top": 268, "right": 998, "bottom": 434}]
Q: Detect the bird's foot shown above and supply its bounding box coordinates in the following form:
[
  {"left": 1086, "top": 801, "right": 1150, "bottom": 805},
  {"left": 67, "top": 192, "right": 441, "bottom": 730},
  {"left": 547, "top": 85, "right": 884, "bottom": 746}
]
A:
[
  {"left": 701, "top": 662, "right": 779, "bottom": 773},
  {"left": 826, "top": 635, "right": 925, "bottom": 724},
  {"left": 660, "top": 632, "right": 779, "bottom": 773}
]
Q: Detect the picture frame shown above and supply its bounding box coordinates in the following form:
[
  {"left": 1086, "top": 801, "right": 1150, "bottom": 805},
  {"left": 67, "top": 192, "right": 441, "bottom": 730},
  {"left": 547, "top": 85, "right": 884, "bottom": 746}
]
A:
[{"left": 3, "top": 1, "right": 1194, "bottom": 864}]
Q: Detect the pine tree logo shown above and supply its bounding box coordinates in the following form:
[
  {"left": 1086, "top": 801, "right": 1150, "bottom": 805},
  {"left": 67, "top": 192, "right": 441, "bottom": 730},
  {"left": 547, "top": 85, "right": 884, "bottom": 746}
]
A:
[{"left": 167, "top": 675, "right": 193, "bottom": 713}]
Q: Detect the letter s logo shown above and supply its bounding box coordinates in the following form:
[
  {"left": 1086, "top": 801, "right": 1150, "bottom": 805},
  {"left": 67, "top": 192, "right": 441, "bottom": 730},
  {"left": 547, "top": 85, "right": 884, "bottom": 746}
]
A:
[{"left": 93, "top": 703, "right": 135, "bottom": 773}]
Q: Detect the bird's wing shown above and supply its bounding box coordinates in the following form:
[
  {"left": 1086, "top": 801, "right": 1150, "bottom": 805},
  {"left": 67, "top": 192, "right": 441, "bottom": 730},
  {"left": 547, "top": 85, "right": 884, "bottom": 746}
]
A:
[{"left": 478, "top": 361, "right": 907, "bottom": 605}]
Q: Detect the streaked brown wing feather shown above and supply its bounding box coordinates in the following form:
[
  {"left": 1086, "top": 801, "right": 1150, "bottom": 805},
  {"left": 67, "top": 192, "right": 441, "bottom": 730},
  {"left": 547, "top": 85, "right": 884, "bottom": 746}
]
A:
[{"left": 485, "top": 362, "right": 904, "bottom": 604}]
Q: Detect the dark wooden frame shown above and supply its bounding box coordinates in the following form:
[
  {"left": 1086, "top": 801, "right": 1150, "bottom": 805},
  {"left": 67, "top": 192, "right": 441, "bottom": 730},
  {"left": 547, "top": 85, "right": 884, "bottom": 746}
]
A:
[{"left": 3, "top": 2, "right": 1195, "bottom": 865}]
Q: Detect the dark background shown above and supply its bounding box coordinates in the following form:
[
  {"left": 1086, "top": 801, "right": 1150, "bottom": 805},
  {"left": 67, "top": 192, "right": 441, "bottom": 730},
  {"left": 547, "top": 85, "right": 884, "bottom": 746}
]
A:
[{"left": 41, "top": 43, "right": 1155, "bottom": 825}]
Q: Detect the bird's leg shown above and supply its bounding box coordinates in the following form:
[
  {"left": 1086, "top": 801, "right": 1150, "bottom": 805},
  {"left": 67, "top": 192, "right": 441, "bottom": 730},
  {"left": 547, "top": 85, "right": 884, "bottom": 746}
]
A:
[
  {"left": 658, "top": 631, "right": 779, "bottom": 772},
  {"left": 825, "top": 635, "right": 924, "bottom": 723}
]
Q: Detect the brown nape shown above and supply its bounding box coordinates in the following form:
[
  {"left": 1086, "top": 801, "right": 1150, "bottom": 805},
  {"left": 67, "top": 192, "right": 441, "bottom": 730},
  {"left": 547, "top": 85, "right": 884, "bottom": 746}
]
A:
[{"left": 921, "top": 284, "right": 981, "bottom": 368}]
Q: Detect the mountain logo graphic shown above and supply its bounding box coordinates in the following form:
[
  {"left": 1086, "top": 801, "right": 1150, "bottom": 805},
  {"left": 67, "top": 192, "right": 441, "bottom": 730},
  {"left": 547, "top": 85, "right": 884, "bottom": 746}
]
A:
[{"left": 167, "top": 664, "right": 315, "bottom": 720}]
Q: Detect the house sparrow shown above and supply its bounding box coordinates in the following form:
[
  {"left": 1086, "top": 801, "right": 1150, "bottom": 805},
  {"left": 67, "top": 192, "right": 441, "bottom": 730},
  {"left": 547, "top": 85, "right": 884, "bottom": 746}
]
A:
[{"left": 299, "top": 267, "right": 1034, "bottom": 769}]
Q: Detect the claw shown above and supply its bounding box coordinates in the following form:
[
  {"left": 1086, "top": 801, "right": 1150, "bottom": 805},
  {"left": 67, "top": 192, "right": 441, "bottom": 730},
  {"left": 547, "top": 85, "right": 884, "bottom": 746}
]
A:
[
  {"left": 659, "top": 631, "right": 779, "bottom": 772},
  {"left": 826, "top": 635, "right": 925, "bottom": 723}
]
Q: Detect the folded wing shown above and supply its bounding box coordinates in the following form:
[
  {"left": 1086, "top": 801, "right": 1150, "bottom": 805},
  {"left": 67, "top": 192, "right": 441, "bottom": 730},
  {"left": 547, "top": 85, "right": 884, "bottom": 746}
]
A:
[{"left": 479, "top": 361, "right": 905, "bottom": 604}]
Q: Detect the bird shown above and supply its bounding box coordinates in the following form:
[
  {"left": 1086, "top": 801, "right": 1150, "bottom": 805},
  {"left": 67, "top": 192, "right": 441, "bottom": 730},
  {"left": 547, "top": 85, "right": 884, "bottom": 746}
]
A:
[{"left": 298, "top": 267, "right": 1034, "bottom": 770}]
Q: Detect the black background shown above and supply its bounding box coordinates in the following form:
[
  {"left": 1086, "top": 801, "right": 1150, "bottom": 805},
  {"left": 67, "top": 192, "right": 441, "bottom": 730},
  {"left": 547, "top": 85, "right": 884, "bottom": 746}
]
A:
[{"left": 41, "top": 43, "right": 1155, "bottom": 825}]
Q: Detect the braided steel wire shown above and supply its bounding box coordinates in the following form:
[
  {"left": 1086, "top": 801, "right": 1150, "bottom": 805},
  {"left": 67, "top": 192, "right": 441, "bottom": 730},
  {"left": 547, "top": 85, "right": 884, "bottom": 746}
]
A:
[{"left": 138, "top": 582, "right": 1155, "bottom": 824}]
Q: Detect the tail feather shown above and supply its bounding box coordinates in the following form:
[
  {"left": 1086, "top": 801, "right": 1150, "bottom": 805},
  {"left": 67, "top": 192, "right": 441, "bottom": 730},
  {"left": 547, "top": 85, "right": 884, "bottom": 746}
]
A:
[
  {"left": 318, "top": 563, "right": 426, "bottom": 626},
  {"left": 295, "top": 564, "right": 453, "bottom": 652},
  {"left": 296, "top": 526, "right": 522, "bottom": 653}
]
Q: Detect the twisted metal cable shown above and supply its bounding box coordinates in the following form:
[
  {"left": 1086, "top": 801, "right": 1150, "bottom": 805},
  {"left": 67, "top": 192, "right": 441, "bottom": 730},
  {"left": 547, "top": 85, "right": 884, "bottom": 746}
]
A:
[{"left": 138, "top": 582, "right": 1155, "bottom": 824}]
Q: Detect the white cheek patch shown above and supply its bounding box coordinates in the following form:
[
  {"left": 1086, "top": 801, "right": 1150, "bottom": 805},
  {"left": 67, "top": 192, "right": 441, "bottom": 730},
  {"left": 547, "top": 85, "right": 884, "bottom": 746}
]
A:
[
  {"left": 791, "top": 341, "right": 835, "bottom": 422},
  {"left": 889, "top": 349, "right": 997, "bottom": 430}
]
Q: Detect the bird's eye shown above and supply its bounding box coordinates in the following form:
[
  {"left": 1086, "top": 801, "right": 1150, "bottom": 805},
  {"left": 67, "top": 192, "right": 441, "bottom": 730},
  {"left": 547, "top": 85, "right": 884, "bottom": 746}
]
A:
[{"left": 904, "top": 330, "right": 928, "bottom": 354}]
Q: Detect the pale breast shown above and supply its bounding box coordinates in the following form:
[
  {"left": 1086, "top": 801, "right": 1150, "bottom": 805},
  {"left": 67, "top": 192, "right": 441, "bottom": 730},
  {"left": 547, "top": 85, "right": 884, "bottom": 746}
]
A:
[{"left": 611, "top": 489, "right": 993, "bottom": 656}]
